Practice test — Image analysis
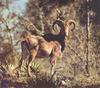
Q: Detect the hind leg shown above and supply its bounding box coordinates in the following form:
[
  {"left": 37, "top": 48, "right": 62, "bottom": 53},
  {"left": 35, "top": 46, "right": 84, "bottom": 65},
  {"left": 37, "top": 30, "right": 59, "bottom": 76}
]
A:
[
  {"left": 27, "top": 47, "right": 38, "bottom": 77},
  {"left": 13, "top": 53, "right": 24, "bottom": 75},
  {"left": 27, "top": 55, "right": 37, "bottom": 77},
  {"left": 13, "top": 41, "right": 28, "bottom": 75}
]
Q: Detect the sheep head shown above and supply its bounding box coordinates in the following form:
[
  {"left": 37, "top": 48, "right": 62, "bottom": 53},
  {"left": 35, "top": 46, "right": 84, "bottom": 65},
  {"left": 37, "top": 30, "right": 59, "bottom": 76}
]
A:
[{"left": 52, "top": 19, "right": 76, "bottom": 37}]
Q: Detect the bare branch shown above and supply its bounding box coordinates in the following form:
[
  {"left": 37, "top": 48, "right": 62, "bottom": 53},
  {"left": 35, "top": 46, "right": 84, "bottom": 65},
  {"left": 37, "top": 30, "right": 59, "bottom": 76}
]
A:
[{"left": 18, "top": 16, "right": 45, "bottom": 35}]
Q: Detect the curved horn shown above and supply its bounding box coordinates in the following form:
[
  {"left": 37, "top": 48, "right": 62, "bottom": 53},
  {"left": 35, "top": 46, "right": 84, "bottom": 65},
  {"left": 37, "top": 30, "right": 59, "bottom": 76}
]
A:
[
  {"left": 52, "top": 20, "right": 64, "bottom": 35},
  {"left": 64, "top": 19, "right": 76, "bottom": 31}
]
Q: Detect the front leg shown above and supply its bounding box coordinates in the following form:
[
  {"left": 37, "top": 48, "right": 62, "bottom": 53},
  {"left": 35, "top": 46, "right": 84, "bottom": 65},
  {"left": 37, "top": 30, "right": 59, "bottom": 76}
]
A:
[
  {"left": 49, "top": 55, "right": 57, "bottom": 82},
  {"left": 50, "top": 55, "right": 57, "bottom": 75}
]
